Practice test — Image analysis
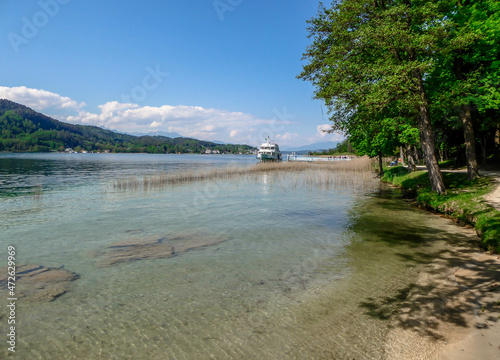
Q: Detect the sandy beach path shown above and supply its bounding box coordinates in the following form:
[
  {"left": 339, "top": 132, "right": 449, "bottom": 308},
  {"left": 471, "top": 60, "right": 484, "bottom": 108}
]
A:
[
  {"left": 385, "top": 245, "right": 500, "bottom": 360},
  {"left": 384, "top": 169, "right": 500, "bottom": 360},
  {"left": 439, "top": 252, "right": 500, "bottom": 360},
  {"left": 482, "top": 170, "right": 500, "bottom": 211}
]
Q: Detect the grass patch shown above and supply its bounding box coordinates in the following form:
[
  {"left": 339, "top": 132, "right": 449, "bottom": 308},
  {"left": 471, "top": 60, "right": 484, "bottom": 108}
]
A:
[
  {"left": 113, "top": 157, "right": 374, "bottom": 190},
  {"left": 382, "top": 166, "right": 500, "bottom": 253}
]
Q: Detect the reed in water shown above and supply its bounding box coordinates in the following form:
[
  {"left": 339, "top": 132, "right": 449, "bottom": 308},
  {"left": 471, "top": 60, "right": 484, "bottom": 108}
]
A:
[{"left": 113, "top": 156, "right": 374, "bottom": 191}]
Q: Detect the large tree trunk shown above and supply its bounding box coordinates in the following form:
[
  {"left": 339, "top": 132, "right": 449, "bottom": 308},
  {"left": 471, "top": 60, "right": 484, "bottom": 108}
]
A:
[
  {"left": 454, "top": 58, "right": 479, "bottom": 180},
  {"left": 414, "top": 146, "right": 420, "bottom": 164},
  {"left": 414, "top": 70, "right": 446, "bottom": 194},
  {"left": 459, "top": 104, "right": 479, "bottom": 179},
  {"left": 407, "top": 145, "right": 416, "bottom": 172},
  {"left": 495, "top": 126, "right": 500, "bottom": 157},
  {"left": 495, "top": 126, "right": 500, "bottom": 148}
]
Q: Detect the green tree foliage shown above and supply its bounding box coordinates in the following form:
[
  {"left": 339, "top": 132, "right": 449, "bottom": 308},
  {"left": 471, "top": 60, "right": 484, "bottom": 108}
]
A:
[
  {"left": 427, "top": 0, "right": 500, "bottom": 178},
  {"left": 299, "top": 0, "right": 499, "bottom": 193},
  {"left": 0, "top": 100, "right": 255, "bottom": 155},
  {"left": 349, "top": 116, "right": 400, "bottom": 175}
]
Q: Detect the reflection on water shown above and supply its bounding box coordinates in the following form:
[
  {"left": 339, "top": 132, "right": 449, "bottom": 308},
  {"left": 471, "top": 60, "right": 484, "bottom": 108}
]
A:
[
  {"left": 0, "top": 154, "right": 473, "bottom": 359},
  {"left": 0, "top": 153, "right": 256, "bottom": 197}
]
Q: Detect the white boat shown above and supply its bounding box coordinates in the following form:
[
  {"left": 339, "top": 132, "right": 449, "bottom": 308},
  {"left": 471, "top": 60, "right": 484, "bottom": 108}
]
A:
[{"left": 257, "top": 137, "right": 282, "bottom": 161}]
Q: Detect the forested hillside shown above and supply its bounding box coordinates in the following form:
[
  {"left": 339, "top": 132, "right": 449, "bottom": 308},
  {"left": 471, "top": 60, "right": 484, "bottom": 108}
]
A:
[{"left": 0, "top": 100, "right": 255, "bottom": 154}]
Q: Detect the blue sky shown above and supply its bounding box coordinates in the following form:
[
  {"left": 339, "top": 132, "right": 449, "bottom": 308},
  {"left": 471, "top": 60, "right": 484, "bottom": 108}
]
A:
[{"left": 0, "top": 0, "right": 343, "bottom": 147}]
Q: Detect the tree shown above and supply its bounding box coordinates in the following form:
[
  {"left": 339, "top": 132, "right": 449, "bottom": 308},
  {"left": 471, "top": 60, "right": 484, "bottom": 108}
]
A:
[
  {"left": 425, "top": 0, "right": 497, "bottom": 179},
  {"left": 299, "top": 0, "right": 455, "bottom": 193},
  {"left": 349, "top": 116, "right": 399, "bottom": 175}
]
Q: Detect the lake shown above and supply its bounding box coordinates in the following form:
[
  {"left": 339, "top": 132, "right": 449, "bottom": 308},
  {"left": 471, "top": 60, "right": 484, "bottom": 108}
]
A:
[{"left": 0, "top": 153, "right": 473, "bottom": 359}]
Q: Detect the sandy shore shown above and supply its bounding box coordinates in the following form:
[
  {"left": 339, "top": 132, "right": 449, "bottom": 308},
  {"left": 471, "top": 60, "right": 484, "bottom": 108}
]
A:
[
  {"left": 439, "top": 252, "right": 500, "bottom": 360},
  {"left": 483, "top": 170, "right": 500, "bottom": 211},
  {"left": 385, "top": 246, "right": 500, "bottom": 359},
  {"left": 384, "top": 171, "right": 500, "bottom": 359}
]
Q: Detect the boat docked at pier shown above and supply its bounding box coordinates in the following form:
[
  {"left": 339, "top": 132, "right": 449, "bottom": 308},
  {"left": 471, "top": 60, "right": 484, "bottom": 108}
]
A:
[{"left": 257, "top": 137, "right": 282, "bottom": 162}]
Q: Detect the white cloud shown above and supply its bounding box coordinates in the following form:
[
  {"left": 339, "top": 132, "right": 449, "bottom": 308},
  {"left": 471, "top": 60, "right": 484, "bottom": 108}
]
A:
[
  {"left": 203, "top": 125, "right": 216, "bottom": 132},
  {"left": 275, "top": 132, "right": 299, "bottom": 142},
  {"left": 0, "top": 86, "right": 320, "bottom": 147},
  {"left": 313, "top": 124, "right": 345, "bottom": 143},
  {"left": 64, "top": 101, "right": 300, "bottom": 145},
  {"left": 229, "top": 130, "right": 240, "bottom": 138},
  {"left": 317, "top": 124, "right": 332, "bottom": 137},
  {"left": 64, "top": 100, "right": 289, "bottom": 145},
  {"left": 100, "top": 101, "right": 138, "bottom": 114},
  {"left": 330, "top": 132, "right": 345, "bottom": 142},
  {"left": 0, "top": 86, "right": 86, "bottom": 111}
]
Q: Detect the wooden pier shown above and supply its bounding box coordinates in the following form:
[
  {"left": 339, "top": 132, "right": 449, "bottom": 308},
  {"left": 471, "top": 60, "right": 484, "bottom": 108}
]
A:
[{"left": 286, "top": 153, "right": 352, "bottom": 162}]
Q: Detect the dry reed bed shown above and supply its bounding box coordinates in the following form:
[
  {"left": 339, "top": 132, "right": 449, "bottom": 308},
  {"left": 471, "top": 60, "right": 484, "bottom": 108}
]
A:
[{"left": 113, "top": 157, "right": 374, "bottom": 191}]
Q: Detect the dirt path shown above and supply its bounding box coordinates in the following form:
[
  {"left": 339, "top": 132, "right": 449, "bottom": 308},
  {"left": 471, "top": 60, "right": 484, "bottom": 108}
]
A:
[
  {"left": 439, "top": 251, "right": 500, "bottom": 360},
  {"left": 482, "top": 170, "right": 500, "bottom": 211},
  {"left": 384, "top": 239, "right": 500, "bottom": 360},
  {"left": 384, "top": 168, "right": 500, "bottom": 360}
]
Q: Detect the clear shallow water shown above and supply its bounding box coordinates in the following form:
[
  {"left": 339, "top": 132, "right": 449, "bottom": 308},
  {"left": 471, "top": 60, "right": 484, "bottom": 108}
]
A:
[{"left": 0, "top": 153, "right": 473, "bottom": 359}]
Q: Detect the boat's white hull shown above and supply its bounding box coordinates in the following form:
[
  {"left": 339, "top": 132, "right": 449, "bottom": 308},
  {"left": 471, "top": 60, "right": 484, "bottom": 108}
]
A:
[{"left": 257, "top": 152, "right": 282, "bottom": 161}]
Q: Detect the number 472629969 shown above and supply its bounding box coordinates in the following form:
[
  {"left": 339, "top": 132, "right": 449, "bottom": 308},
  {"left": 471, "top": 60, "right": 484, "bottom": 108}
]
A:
[{"left": 7, "top": 246, "right": 16, "bottom": 296}]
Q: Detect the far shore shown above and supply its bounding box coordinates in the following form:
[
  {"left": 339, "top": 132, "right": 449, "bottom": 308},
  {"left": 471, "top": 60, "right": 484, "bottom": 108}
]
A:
[{"left": 0, "top": 150, "right": 256, "bottom": 155}]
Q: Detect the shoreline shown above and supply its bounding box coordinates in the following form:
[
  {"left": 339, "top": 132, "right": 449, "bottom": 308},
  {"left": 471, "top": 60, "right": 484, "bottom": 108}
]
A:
[
  {"left": 383, "top": 169, "right": 500, "bottom": 359},
  {"left": 384, "top": 241, "right": 500, "bottom": 359}
]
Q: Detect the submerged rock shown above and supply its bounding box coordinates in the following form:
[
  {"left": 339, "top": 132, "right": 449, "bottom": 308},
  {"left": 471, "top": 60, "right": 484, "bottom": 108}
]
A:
[
  {"left": 0, "top": 264, "right": 80, "bottom": 302},
  {"left": 95, "top": 231, "right": 227, "bottom": 267}
]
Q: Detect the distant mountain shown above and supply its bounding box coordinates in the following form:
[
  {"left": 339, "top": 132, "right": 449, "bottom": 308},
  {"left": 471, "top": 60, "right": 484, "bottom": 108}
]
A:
[
  {"left": 126, "top": 134, "right": 227, "bottom": 146},
  {"left": 128, "top": 130, "right": 184, "bottom": 138},
  {"left": 0, "top": 99, "right": 256, "bottom": 154},
  {"left": 281, "top": 141, "right": 341, "bottom": 152}
]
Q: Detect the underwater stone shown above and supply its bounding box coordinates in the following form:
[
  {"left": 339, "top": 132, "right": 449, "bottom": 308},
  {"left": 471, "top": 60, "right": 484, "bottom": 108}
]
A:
[
  {"left": 0, "top": 264, "right": 80, "bottom": 302},
  {"left": 95, "top": 232, "right": 227, "bottom": 267}
]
